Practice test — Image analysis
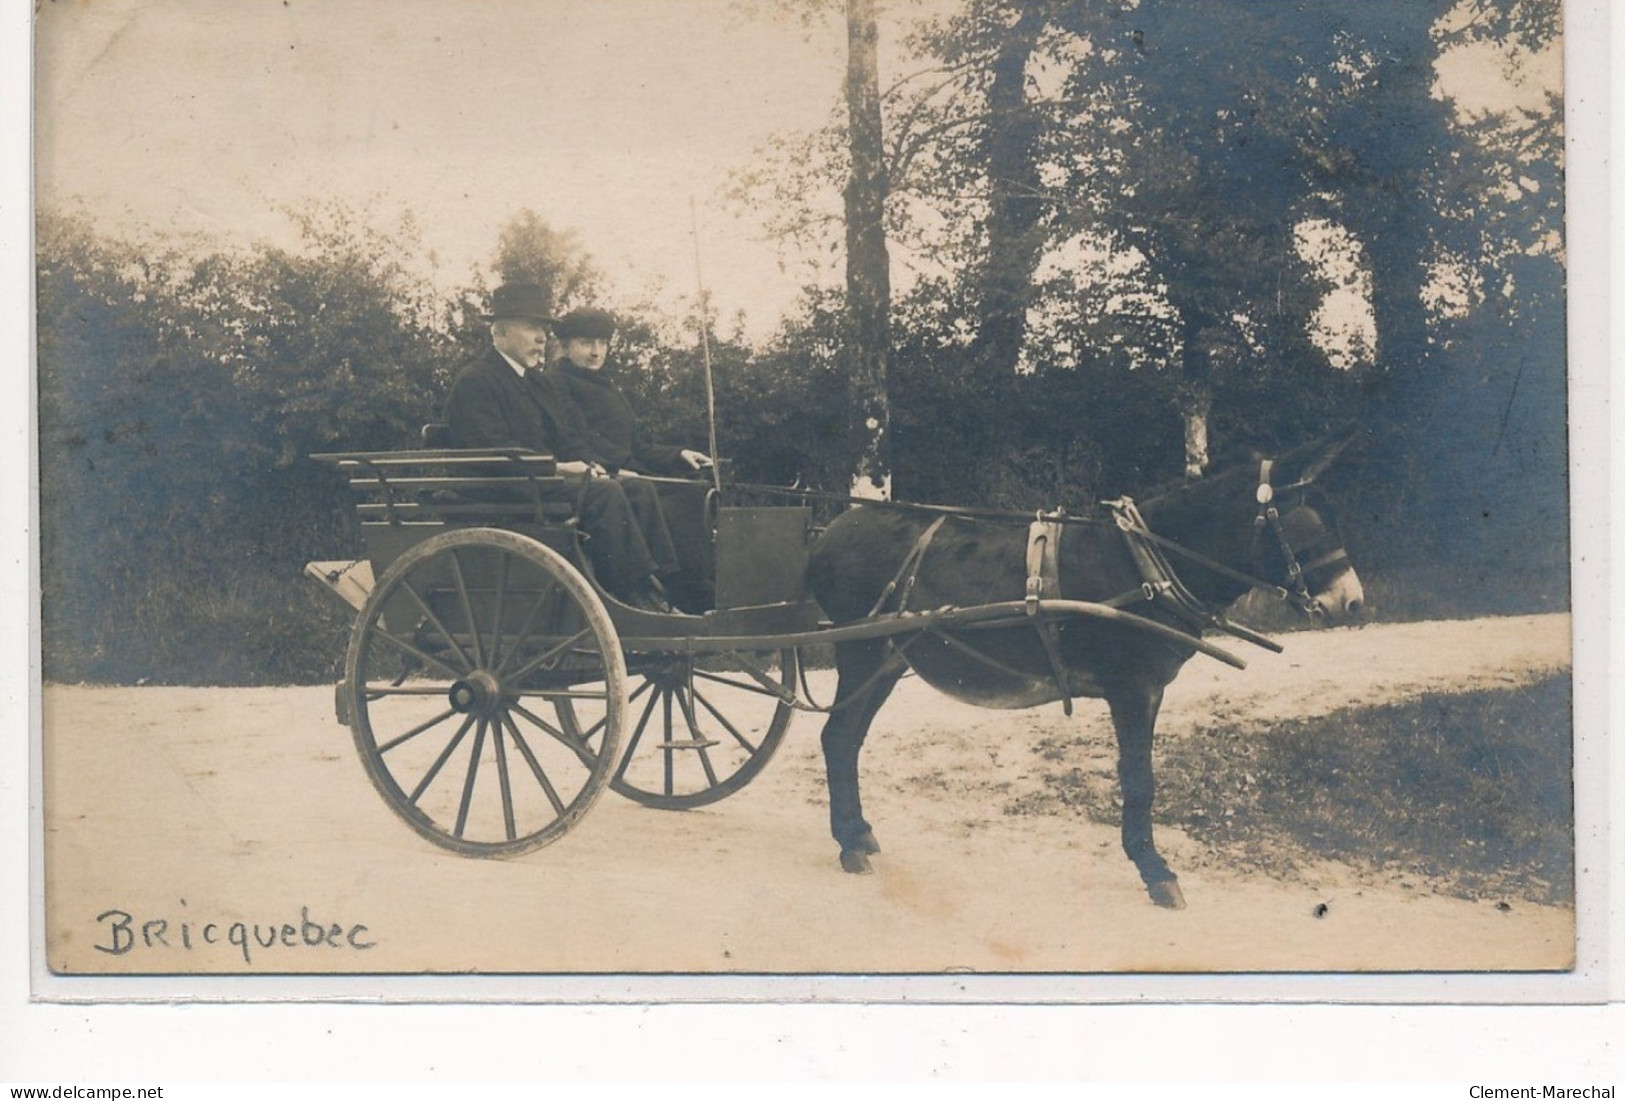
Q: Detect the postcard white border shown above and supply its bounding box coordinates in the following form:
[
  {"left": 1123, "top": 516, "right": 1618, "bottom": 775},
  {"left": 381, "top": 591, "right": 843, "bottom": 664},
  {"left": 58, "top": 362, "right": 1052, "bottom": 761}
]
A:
[{"left": 3, "top": 0, "right": 1619, "bottom": 1082}]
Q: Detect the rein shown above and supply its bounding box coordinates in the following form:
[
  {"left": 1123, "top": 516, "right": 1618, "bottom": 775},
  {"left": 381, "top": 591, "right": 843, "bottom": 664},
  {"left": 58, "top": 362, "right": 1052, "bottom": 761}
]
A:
[
  {"left": 731, "top": 472, "right": 1335, "bottom": 624},
  {"left": 1106, "top": 460, "right": 1335, "bottom": 628},
  {"left": 744, "top": 468, "right": 1342, "bottom": 714},
  {"left": 724, "top": 480, "right": 1108, "bottom": 526}
]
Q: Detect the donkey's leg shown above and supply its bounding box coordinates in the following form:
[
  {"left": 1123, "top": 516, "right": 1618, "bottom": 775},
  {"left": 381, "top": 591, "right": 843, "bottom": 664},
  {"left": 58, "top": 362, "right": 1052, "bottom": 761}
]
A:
[
  {"left": 819, "top": 638, "right": 905, "bottom": 874},
  {"left": 1106, "top": 682, "right": 1186, "bottom": 909}
]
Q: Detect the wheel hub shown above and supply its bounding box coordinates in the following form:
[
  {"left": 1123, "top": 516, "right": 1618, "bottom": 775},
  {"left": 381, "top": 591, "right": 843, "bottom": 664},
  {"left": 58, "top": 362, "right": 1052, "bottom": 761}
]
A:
[{"left": 448, "top": 670, "right": 504, "bottom": 717}]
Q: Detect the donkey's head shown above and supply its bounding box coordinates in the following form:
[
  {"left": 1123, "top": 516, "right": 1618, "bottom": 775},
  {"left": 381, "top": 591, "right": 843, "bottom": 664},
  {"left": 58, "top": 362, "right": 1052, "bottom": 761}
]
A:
[
  {"left": 1246, "top": 428, "right": 1365, "bottom": 625},
  {"left": 1139, "top": 426, "right": 1366, "bottom": 625}
]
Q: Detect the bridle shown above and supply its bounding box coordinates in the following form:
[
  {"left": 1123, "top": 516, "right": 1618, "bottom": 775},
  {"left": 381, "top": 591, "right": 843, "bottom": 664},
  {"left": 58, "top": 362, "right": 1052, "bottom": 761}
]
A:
[
  {"left": 1107, "top": 460, "right": 1348, "bottom": 629},
  {"left": 1249, "top": 459, "right": 1349, "bottom": 620}
]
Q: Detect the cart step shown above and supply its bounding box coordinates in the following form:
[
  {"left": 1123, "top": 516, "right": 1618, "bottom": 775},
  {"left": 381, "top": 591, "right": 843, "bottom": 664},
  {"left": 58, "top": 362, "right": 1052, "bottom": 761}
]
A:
[
  {"left": 658, "top": 738, "right": 720, "bottom": 751},
  {"left": 305, "top": 559, "right": 376, "bottom": 611}
]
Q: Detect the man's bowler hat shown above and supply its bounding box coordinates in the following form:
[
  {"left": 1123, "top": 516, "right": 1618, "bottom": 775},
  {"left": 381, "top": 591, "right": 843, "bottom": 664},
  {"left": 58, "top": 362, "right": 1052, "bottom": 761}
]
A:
[
  {"left": 484, "top": 283, "right": 553, "bottom": 322},
  {"left": 550, "top": 307, "right": 618, "bottom": 340}
]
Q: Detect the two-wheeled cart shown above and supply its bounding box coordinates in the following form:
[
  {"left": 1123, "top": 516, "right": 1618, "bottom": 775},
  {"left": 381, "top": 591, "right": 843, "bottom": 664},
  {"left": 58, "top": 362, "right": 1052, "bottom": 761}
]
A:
[{"left": 306, "top": 446, "right": 1247, "bottom": 856}]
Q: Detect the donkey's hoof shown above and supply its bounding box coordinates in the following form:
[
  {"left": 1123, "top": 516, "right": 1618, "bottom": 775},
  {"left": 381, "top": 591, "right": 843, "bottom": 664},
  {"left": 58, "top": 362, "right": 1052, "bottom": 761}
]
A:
[
  {"left": 851, "top": 829, "right": 881, "bottom": 855},
  {"left": 840, "top": 849, "right": 874, "bottom": 874},
  {"left": 1148, "top": 880, "right": 1187, "bottom": 910}
]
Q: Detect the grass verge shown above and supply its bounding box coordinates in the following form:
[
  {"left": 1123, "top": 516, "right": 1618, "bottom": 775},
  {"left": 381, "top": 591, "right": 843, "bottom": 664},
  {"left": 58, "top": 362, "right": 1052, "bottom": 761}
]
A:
[{"left": 1009, "top": 672, "right": 1574, "bottom": 905}]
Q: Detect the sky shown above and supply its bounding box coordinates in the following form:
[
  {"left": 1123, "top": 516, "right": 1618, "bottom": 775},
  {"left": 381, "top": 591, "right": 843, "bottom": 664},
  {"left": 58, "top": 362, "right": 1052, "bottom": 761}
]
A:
[
  {"left": 34, "top": 0, "right": 1563, "bottom": 346},
  {"left": 34, "top": 0, "right": 870, "bottom": 339}
]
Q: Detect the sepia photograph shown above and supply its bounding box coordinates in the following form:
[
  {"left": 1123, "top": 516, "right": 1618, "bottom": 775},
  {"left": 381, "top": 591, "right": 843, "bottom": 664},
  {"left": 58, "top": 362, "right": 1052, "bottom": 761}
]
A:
[{"left": 29, "top": 0, "right": 1596, "bottom": 996}]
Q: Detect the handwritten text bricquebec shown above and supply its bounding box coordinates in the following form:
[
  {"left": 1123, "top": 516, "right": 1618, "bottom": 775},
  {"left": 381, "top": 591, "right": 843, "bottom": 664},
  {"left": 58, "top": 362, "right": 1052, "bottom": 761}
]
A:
[{"left": 95, "top": 905, "right": 374, "bottom": 966}]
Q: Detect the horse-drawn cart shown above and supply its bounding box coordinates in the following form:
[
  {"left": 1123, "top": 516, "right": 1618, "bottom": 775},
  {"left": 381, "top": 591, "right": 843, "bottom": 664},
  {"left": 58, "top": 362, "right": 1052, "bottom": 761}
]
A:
[
  {"left": 305, "top": 445, "right": 833, "bottom": 856},
  {"left": 305, "top": 439, "right": 1352, "bottom": 888}
]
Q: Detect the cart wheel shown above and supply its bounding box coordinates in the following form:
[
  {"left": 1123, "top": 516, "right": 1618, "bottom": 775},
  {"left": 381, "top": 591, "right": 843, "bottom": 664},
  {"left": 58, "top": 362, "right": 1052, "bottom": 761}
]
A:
[
  {"left": 343, "top": 528, "right": 626, "bottom": 856},
  {"left": 555, "top": 647, "right": 798, "bottom": 810}
]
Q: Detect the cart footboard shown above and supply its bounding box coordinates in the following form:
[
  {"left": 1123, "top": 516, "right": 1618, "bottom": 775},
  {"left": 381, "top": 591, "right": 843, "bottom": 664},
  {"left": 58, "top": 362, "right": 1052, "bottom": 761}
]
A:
[{"left": 305, "top": 559, "right": 376, "bottom": 612}]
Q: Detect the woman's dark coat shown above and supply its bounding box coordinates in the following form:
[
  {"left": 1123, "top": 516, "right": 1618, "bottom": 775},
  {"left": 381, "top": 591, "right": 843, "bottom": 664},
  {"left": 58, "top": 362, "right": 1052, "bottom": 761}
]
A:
[{"left": 547, "top": 362, "right": 688, "bottom": 476}]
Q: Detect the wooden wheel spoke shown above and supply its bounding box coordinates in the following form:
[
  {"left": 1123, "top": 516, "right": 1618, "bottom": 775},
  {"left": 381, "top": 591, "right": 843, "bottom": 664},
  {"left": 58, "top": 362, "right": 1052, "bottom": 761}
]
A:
[
  {"left": 363, "top": 621, "right": 465, "bottom": 681},
  {"left": 503, "top": 627, "right": 596, "bottom": 684},
  {"left": 453, "top": 719, "right": 489, "bottom": 839},
  {"left": 563, "top": 678, "right": 649, "bottom": 747},
  {"left": 673, "top": 686, "right": 720, "bottom": 788},
  {"left": 692, "top": 664, "right": 796, "bottom": 703},
  {"left": 502, "top": 711, "right": 567, "bottom": 817},
  {"left": 662, "top": 690, "right": 676, "bottom": 795},
  {"left": 448, "top": 550, "right": 486, "bottom": 669},
  {"left": 492, "top": 714, "right": 516, "bottom": 841},
  {"left": 508, "top": 699, "right": 598, "bottom": 769},
  {"left": 376, "top": 706, "right": 460, "bottom": 754},
  {"left": 408, "top": 713, "right": 477, "bottom": 805},
  {"left": 612, "top": 684, "right": 665, "bottom": 785},
  {"left": 487, "top": 551, "right": 510, "bottom": 671},
  {"left": 691, "top": 685, "right": 759, "bottom": 754},
  {"left": 493, "top": 582, "right": 561, "bottom": 676},
  {"left": 398, "top": 577, "right": 476, "bottom": 674},
  {"left": 554, "top": 678, "right": 648, "bottom": 743},
  {"left": 362, "top": 684, "right": 456, "bottom": 697}
]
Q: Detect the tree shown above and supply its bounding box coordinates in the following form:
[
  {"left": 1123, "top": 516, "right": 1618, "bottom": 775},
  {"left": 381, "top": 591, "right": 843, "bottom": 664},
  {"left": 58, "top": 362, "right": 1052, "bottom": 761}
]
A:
[
  {"left": 36, "top": 203, "right": 455, "bottom": 683},
  {"left": 929, "top": 0, "right": 1052, "bottom": 382},
  {"left": 843, "top": 0, "right": 893, "bottom": 499},
  {"left": 725, "top": 0, "right": 1564, "bottom": 604},
  {"left": 1330, "top": 0, "right": 1567, "bottom": 609},
  {"left": 447, "top": 209, "right": 605, "bottom": 355}
]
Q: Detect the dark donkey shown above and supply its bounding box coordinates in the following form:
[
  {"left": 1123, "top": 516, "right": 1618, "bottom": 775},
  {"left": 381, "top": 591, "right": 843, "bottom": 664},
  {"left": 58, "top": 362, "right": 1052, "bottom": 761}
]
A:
[{"left": 804, "top": 432, "right": 1364, "bottom": 908}]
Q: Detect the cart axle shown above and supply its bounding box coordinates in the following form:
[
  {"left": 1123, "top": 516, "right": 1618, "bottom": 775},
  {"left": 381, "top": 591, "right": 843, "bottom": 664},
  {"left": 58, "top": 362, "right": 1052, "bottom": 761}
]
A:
[{"left": 448, "top": 671, "right": 505, "bottom": 718}]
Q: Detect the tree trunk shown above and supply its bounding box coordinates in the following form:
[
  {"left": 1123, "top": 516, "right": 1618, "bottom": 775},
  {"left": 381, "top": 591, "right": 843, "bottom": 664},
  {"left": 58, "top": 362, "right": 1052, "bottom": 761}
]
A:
[
  {"left": 973, "top": 1, "right": 1048, "bottom": 380},
  {"left": 1177, "top": 310, "right": 1213, "bottom": 478},
  {"left": 1179, "top": 382, "right": 1211, "bottom": 479},
  {"left": 844, "top": 0, "right": 892, "bottom": 500}
]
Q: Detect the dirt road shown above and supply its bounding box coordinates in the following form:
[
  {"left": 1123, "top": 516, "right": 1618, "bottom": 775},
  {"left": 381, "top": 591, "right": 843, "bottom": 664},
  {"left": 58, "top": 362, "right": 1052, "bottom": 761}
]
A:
[{"left": 42, "top": 613, "right": 1574, "bottom": 978}]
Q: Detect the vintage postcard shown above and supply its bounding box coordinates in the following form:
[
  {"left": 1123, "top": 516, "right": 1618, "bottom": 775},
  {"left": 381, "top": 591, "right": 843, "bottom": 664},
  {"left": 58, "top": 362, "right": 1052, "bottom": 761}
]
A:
[{"left": 28, "top": 0, "right": 1604, "bottom": 1000}]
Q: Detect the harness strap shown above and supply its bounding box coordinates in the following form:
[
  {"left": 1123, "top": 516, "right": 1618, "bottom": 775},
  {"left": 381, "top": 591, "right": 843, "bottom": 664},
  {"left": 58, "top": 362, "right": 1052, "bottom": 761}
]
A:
[
  {"left": 1106, "top": 497, "right": 1288, "bottom": 654},
  {"left": 1301, "top": 548, "right": 1350, "bottom": 574},
  {"left": 1110, "top": 499, "right": 1227, "bottom": 626},
  {"left": 866, "top": 514, "right": 948, "bottom": 619},
  {"left": 1113, "top": 498, "right": 1293, "bottom": 605},
  {"left": 727, "top": 481, "right": 1110, "bottom": 526},
  {"left": 1252, "top": 459, "right": 1320, "bottom": 613},
  {"left": 1024, "top": 516, "right": 1075, "bottom": 716},
  {"left": 1024, "top": 517, "right": 1064, "bottom": 605}
]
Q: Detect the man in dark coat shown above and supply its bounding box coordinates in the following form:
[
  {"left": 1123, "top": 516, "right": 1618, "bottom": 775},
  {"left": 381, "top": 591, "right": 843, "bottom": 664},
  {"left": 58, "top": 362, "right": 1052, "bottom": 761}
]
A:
[
  {"left": 545, "top": 307, "right": 712, "bottom": 477},
  {"left": 444, "top": 284, "right": 677, "bottom": 612}
]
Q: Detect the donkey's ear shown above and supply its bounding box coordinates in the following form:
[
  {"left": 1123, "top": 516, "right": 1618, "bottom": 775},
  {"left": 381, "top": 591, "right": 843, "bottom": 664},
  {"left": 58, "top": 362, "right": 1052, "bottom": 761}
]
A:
[{"left": 1290, "top": 423, "right": 1361, "bottom": 484}]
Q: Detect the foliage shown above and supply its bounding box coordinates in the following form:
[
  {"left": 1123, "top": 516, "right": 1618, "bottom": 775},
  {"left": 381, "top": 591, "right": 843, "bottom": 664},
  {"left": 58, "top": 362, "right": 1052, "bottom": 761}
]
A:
[
  {"left": 729, "top": 0, "right": 1566, "bottom": 601},
  {"left": 578, "top": 288, "right": 852, "bottom": 492},
  {"left": 36, "top": 1, "right": 1568, "bottom": 683},
  {"left": 443, "top": 209, "right": 607, "bottom": 355},
  {"left": 38, "top": 204, "right": 454, "bottom": 684}
]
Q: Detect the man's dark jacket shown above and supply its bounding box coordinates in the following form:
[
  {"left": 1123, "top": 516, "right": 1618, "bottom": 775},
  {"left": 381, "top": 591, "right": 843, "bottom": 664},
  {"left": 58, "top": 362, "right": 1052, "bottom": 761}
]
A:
[
  {"left": 446, "top": 346, "right": 585, "bottom": 459},
  {"left": 547, "top": 362, "right": 687, "bottom": 475},
  {"left": 443, "top": 347, "right": 669, "bottom": 590}
]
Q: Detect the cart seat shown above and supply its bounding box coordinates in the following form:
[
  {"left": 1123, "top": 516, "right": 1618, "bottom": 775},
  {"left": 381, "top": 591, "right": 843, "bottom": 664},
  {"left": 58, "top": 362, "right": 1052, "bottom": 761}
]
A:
[{"left": 312, "top": 446, "right": 576, "bottom": 526}]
